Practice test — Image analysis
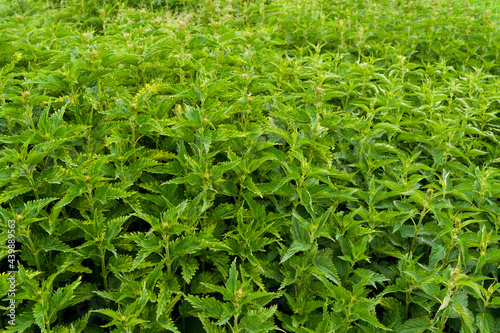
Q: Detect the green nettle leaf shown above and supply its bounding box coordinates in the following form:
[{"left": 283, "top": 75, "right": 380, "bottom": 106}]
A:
[
  {"left": 353, "top": 268, "right": 389, "bottom": 288},
  {"left": 476, "top": 313, "right": 495, "bottom": 333},
  {"left": 180, "top": 257, "right": 200, "bottom": 284},
  {"left": 187, "top": 259, "right": 281, "bottom": 331},
  {"left": 380, "top": 297, "right": 405, "bottom": 328},
  {"left": 48, "top": 277, "right": 83, "bottom": 317},
  {"left": 300, "top": 189, "right": 315, "bottom": 217},
  {"left": 281, "top": 211, "right": 312, "bottom": 263},
  {"left": 428, "top": 244, "right": 445, "bottom": 269},
  {"left": 452, "top": 302, "right": 476, "bottom": 333},
  {"left": 313, "top": 249, "right": 340, "bottom": 285},
  {"left": 398, "top": 316, "right": 431, "bottom": 333},
  {"left": 352, "top": 302, "right": 390, "bottom": 330},
  {"left": 130, "top": 233, "right": 163, "bottom": 270},
  {"left": 239, "top": 306, "right": 282, "bottom": 332},
  {"left": 158, "top": 316, "right": 182, "bottom": 333},
  {"left": 280, "top": 240, "right": 312, "bottom": 264}
]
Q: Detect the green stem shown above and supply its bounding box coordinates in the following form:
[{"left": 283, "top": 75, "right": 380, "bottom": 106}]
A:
[
  {"left": 100, "top": 248, "right": 108, "bottom": 290},
  {"left": 182, "top": 280, "right": 186, "bottom": 331},
  {"left": 405, "top": 291, "right": 410, "bottom": 321},
  {"left": 131, "top": 124, "right": 136, "bottom": 149},
  {"left": 27, "top": 236, "right": 42, "bottom": 271},
  {"left": 233, "top": 313, "right": 239, "bottom": 333},
  {"left": 410, "top": 210, "right": 427, "bottom": 253},
  {"left": 27, "top": 174, "right": 40, "bottom": 200},
  {"left": 45, "top": 314, "right": 51, "bottom": 333}
]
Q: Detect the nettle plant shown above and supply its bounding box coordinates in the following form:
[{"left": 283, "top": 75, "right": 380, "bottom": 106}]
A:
[{"left": 1, "top": 0, "right": 500, "bottom": 332}]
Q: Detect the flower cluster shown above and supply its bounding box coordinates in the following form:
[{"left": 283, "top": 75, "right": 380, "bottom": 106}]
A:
[
  {"left": 13, "top": 52, "right": 22, "bottom": 62},
  {"left": 132, "top": 79, "right": 163, "bottom": 103},
  {"left": 55, "top": 95, "right": 71, "bottom": 102},
  {"left": 42, "top": 95, "right": 72, "bottom": 104},
  {"left": 42, "top": 95, "right": 73, "bottom": 104}
]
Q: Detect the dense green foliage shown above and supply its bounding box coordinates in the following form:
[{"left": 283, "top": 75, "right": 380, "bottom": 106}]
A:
[{"left": 1, "top": 0, "right": 500, "bottom": 331}]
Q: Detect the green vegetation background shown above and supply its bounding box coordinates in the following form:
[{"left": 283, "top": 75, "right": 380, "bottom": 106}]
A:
[{"left": 1, "top": 0, "right": 500, "bottom": 332}]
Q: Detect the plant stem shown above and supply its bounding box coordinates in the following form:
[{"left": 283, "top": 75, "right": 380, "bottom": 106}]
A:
[
  {"left": 411, "top": 209, "right": 427, "bottom": 253},
  {"left": 100, "top": 248, "right": 108, "bottom": 290},
  {"left": 27, "top": 235, "right": 42, "bottom": 271},
  {"left": 405, "top": 291, "right": 410, "bottom": 321},
  {"left": 232, "top": 313, "right": 239, "bottom": 333}
]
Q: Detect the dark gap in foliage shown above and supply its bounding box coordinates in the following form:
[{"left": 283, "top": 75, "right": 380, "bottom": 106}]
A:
[
  {"left": 59, "top": 299, "right": 93, "bottom": 325},
  {"left": 126, "top": 216, "right": 149, "bottom": 233}
]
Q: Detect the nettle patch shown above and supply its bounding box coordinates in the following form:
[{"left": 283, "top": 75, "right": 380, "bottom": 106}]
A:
[{"left": 1, "top": 0, "right": 500, "bottom": 332}]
